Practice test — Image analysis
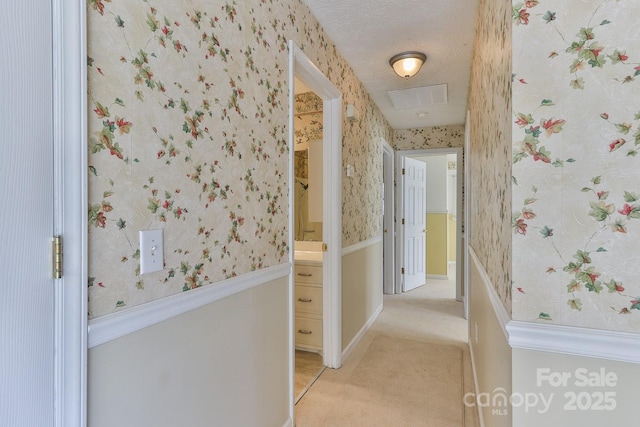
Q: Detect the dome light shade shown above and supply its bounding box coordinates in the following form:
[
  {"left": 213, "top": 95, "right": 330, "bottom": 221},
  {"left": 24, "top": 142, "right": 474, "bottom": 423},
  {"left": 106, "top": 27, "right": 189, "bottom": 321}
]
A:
[{"left": 389, "top": 51, "right": 427, "bottom": 79}]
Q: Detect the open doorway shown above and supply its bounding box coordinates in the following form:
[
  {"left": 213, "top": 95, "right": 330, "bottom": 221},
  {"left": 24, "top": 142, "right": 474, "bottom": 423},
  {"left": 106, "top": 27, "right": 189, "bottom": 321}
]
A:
[
  {"left": 292, "top": 77, "right": 325, "bottom": 403},
  {"left": 382, "top": 140, "right": 395, "bottom": 295},
  {"left": 392, "top": 148, "right": 464, "bottom": 308},
  {"left": 288, "top": 41, "right": 343, "bottom": 412},
  {"left": 414, "top": 153, "right": 458, "bottom": 282}
]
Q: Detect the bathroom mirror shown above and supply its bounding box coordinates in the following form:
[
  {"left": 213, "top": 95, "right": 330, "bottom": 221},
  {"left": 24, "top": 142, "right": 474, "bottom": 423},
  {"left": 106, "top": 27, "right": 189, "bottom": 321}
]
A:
[{"left": 294, "top": 90, "right": 323, "bottom": 241}]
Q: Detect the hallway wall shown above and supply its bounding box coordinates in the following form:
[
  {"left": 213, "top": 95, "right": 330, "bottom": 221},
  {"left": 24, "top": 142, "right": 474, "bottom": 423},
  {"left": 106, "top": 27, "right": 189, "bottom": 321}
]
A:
[
  {"left": 394, "top": 125, "right": 464, "bottom": 151},
  {"left": 466, "top": 0, "right": 513, "bottom": 425},
  {"left": 512, "top": 348, "right": 639, "bottom": 426},
  {"left": 466, "top": 0, "right": 640, "bottom": 425},
  {"left": 511, "top": 0, "right": 640, "bottom": 332},
  {"left": 88, "top": 277, "right": 289, "bottom": 427},
  {"left": 467, "top": 0, "right": 513, "bottom": 315},
  {"left": 86, "top": 1, "right": 391, "bottom": 425},
  {"left": 342, "top": 240, "right": 383, "bottom": 351},
  {"left": 508, "top": 2, "right": 640, "bottom": 424},
  {"left": 468, "top": 251, "right": 511, "bottom": 427},
  {"left": 87, "top": 0, "right": 390, "bottom": 319}
]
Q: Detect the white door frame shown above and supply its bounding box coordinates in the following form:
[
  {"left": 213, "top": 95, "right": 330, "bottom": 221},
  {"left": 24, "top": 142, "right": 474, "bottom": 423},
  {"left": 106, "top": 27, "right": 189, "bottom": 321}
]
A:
[
  {"left": 382, "top": 140, "right": 395, "bottom": 295},
  {"left": 396, "top": 148, "right": 463, "bottom": 300},
  {"left": 463, "top": 111, "right": 471, "bottom": 319},
  {"left": 288, "top": 41, "right": 343, "bottom": 414},
  {"left": 53, "top": 0, "right": 88, "bottom": 426}
]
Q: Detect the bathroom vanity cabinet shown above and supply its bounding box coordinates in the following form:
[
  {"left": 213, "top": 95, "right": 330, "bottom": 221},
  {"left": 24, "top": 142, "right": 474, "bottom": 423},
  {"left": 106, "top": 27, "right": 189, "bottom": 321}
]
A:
[{"left": 294, "top": 260, "right": 323, "bottom": 352}]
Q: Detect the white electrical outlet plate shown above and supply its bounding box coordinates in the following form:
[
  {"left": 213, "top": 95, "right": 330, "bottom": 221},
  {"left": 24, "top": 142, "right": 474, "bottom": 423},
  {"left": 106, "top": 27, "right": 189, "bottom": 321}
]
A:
[{"left": 140, "top": 229, "right": 164, "bottom": 274}]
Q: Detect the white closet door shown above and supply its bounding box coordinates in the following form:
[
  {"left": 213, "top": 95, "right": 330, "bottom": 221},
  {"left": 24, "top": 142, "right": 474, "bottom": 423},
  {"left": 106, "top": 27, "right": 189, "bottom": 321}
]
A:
[
  {"left": 402, "top": 157, "right": 427, "bottom": 292},
  {"left": 0, "top": 2, "right": 56, "bottom": 425}
]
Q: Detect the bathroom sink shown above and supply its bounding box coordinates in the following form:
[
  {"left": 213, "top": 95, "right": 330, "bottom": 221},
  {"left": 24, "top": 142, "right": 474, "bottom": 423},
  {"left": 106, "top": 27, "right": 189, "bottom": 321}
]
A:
[{"left": 294, "top": 241, "right": 323, "bottom": 262}]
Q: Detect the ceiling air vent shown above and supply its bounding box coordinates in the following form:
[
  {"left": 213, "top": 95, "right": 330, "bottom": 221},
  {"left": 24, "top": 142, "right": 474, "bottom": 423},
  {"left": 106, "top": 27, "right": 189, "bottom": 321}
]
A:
[{"left": 387, "top": 84, "right": 448, "bottom": 109}]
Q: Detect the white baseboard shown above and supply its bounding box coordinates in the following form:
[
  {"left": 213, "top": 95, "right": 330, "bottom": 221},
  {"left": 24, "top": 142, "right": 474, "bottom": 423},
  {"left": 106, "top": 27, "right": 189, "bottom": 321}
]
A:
[
  {"left": 281, "top": 417, "right": 293, "bottom": 427},
  {"left": 468, "top": 343, "right": 485, "bottom": 427},
  {"left": 88, "top": 263, "right": 291, "bottom": 348},
  {"left": 342, "top": 303, "right": 383, "bottom": 362},
  {"left": 427, "top": 274, "right": 449, "bottom": 280}
]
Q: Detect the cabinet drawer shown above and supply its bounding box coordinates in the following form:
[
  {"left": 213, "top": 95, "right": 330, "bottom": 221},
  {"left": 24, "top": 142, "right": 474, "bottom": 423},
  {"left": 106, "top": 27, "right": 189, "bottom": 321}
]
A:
[
  {"left": 295, "top": 285, "right": 322, "bottom": 315},
  {"left": 294, "top": 264, "right": 322, "bottom": 284},
  {"left": 295, "top": 317, "right": 323, "bottom": 348}
]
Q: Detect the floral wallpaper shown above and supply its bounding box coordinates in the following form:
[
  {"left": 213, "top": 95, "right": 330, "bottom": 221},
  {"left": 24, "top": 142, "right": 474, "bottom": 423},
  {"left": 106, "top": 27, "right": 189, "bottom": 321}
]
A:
[
  {"left": 467, "top": 0, "right": 514, "bottom": 313},
  {"left": 394, "top": 125, "right": 466, "bottom": 234},
  {"left": 341, "top": 90, "right": 391, "bottom": 246},
  {"left": 394, "top": 125, "right": 464, "bottom": 151},
  {"left": 511, "top": 0, "right": 640, "bottom": 332},
  {"left": 87, "top": 0, "right": 391, "bottom": 318}
]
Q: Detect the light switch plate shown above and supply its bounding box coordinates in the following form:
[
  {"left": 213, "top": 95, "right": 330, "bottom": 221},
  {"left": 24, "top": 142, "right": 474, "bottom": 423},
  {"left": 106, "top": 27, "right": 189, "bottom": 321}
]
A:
[{"left": 140, "top": 229, "right": 163, "bottom": 274}]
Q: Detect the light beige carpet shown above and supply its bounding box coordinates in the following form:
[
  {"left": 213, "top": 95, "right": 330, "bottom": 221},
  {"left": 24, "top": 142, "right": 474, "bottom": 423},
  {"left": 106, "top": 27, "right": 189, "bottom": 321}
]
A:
[
  {"left": 295, "top": 278, "right": 479, "bottom": 426},
  {"left": 296, "top": 335, "right": 463, "bottom": 426}
]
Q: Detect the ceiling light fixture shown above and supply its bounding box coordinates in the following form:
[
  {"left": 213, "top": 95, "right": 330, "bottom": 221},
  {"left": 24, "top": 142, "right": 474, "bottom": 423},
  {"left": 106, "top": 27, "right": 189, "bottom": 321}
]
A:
[{"left": 389, "top": 51, "right": 427, "bottom": 79}]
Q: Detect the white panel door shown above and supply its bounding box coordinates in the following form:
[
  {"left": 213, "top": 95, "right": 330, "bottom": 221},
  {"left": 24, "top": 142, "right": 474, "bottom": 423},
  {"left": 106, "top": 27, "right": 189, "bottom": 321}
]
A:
[
  {"left": 0, "top": 2, "right": 55, "bottom": 426},
  {"left": 402, "top": 157, "right": 427, "bottom": 292}
]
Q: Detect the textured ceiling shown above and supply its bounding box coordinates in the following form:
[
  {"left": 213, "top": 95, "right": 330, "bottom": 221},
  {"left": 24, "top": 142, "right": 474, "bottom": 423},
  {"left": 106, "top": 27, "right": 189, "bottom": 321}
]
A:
[{"left": 302, "top": 0, "right": 479, "bottom": 130}]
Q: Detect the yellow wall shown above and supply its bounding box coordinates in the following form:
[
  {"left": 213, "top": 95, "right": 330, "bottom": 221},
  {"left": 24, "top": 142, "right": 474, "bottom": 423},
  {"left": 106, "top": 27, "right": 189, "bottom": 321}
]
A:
[
  {"left": 426, "top": 213, "right": 448, "bottom": 276},
  {"left": 447, "top": 214, "right": 457, "bottom": 263}
]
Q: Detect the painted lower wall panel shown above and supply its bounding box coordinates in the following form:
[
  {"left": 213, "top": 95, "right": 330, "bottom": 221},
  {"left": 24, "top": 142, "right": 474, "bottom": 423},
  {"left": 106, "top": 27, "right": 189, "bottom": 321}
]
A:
[
  {"left": 88, "top": 277, "right": 289, "bottom": 427},
  {"left": 341, "top": 240, "right": 383, "bottom": 351},
  {"left": 468, "top": 250, "right": 512, "bottom": 427},
  {"left": 512, "top": 348, "right": 640, "bottom": 426},
  {"left": 426, "top": 213, "right": 448, "bottom": 276},
  {"left": 447, "top": 214, "right": 457, "bottom": 262}
]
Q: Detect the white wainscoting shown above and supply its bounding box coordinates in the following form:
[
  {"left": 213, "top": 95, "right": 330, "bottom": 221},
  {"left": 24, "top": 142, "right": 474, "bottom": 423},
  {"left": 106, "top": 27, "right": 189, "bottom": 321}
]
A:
[
  {"left": 342, "top": 235, "right": 383, "bottom": 256},
  {"left": 342, "top": 304, "right": 383, "bottom": 362},
  {"left": 468, "top": 247, "right": 510, "bottom": 341},
  {"left": 469, "top": 246, "right": 640, "bottom": 364},
  {"left": 88, "top": 263, "right": 291, "bottom": 348}
]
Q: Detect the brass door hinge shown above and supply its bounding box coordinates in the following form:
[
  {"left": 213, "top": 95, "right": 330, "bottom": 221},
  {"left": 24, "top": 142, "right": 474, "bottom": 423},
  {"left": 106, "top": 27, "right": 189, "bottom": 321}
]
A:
[
  {"left": 401, "top": 267, "right": 405, "bottom": 275},
  {"left": 52, "top": 235, "right": 63, "bottom": 279},
  {"left": 401, "top": 218, "right": 405, "bottom": 225},
  {"left": 322, "top": 243, "right": 328, "bottom": 252},
  {"left": 402, "top": 168, "right": 405, "bottom": 175}
]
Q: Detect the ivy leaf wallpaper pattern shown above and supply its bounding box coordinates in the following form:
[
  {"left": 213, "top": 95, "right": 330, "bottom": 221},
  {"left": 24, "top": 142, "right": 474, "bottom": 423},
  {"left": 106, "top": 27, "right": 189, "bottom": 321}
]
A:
[
  {"left": 87, "top": 0, "right": 392, "bottom": 318},
  {"left": 512, "top": 0, "right": 640, "bottom": 332},
  {"left": 468, "top": 0, "right": 514, "bottom": 314}
]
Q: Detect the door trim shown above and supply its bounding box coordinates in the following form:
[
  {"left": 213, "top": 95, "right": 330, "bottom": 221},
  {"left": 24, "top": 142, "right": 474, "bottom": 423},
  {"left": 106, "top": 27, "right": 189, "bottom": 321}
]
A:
[
  {"left": 53, "top": 1, "right": 87, "bottom": 426},
  {"left": 464, "top": 111, "right": 471, "bottom": 319},
  {"left": 288, "top": 41, "right": 343, "bottom": 417},
  {"left": 396, "top": 148, "right": 463, "bottom": 299},
  {"left": 382, "top": 140, "right": 395, "bottom": 295}
]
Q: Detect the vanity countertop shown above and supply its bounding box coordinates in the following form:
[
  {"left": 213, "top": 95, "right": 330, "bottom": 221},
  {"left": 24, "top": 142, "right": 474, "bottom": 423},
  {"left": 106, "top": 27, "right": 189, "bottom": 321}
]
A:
[{"left": 294, "top": 241, "right": 323, "bottom": 263}]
